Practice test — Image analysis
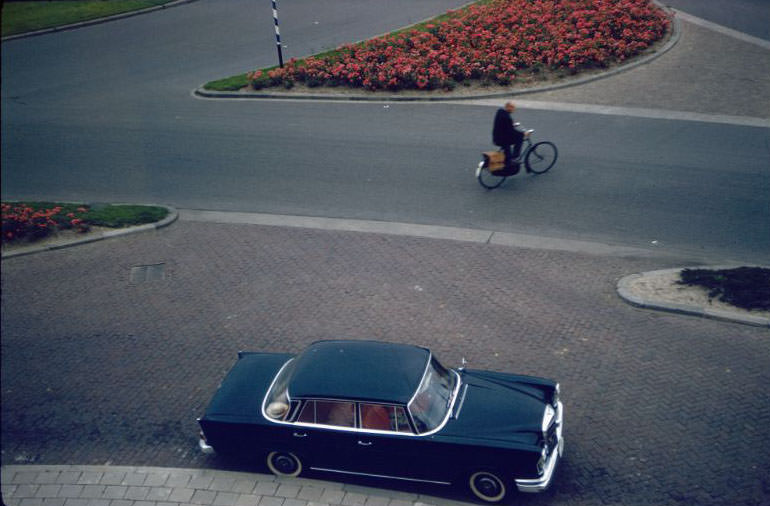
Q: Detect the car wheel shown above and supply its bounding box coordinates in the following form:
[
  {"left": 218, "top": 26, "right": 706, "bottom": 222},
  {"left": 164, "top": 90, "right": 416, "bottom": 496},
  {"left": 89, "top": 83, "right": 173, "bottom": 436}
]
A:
[
  {"left": 266, "top": 451, "right": 303, "bottom": 477},
  {"left": 469, "top": 471, "right": 506, "bottom": 503}
]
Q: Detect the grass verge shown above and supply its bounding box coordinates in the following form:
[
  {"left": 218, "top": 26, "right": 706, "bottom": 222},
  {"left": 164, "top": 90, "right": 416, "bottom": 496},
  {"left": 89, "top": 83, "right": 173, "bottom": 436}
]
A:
[
  {"left": 2, "top": 0, "right": 175, "bottom": 37},
  {"left": 679, "top": 267, "right": 770, "bottom": 311}
]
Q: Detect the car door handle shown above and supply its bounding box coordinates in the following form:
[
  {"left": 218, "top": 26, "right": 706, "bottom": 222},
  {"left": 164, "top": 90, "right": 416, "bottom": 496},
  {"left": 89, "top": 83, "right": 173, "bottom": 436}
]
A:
[
  {"left": 357, "top": 440, "right": 373, "bottom": 446},
  {"left": 292, "top": 432, "right": 307, "bottom": 438}
]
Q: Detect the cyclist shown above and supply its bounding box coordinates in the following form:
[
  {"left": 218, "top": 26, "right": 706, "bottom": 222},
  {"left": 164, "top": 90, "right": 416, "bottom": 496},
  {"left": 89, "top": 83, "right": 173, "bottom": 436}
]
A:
[{"left": 492, "top": 102, "right": 529, "bottom": 174}]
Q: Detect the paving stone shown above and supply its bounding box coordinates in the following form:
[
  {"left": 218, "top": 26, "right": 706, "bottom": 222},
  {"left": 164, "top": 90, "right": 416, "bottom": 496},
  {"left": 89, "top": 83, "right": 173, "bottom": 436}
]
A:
[
  {"left": 58, "top": 486, "right": 83, "bottom": 499},
  {"left": 79, "top": 486, "right": 104, "bottom": 499},
  {"left": 164, "top": 475, "right": 191, "bottom": 488},
  {"left": 77, "top": 473, "right": 103, "bottom": 486},
  {"left": 101, "top": 486, "right": 127, "bottom": 500},
  {"left": 341, "top": 492, "right": 366, "bottom": 506},
  {"left": 275, "top": 484, "right": 300, "bottom": 499},
  {"left": 282, "top": 500, "right": 308, "bottom": 506},
  {"left": 2, "top": 218, "right": 770, "bottom": 506},
  {"left": 99, "top": 473, "right": 126, "bottom": 486},
  {"left": 210, "top": 478, "right": 236, "bottom": 492},
  {"left": 188, "top": 476, "right": 215, "bottom": 490},
  {"left": 20, "top": 499, "right": 44, "bottom": 506},
  {"left": 191, "top": 489, "right": 217, "bottom": 505},
  {"left": 234, "top": 494, "right": 262, "bottom": 506},
  {"left": 213, "top": 492, "right": 239, "bottom": 506},
  {"left": 34, "top": 485, "right": 62, "bottom": 498},
  {"left": 168, "top": 488, "right": 195, "bottom": 503},
  {"left": 252, "top": 483, "right": 278, "bottom": 497},
  {"left": 318, "top": 490, "right": 345, "bottom": 505},
  {"left": 120, "top": 474, "right": 147, "bottom": 487},
  {"left": 230, "top": 480, "right": 257, "bottom": 495},
  {"left": 145, "top": 487, "right": 173, "bottom": 501},
  {"left": 56, "top": 474, "right": 81, "bottom": 486},
  {"left": 256, "top": 497, "right": 284, "bottom": 506},
  {"left": 297, "top": 487, "right": 324, "bottom": 502},
  {"left": 143, "top": 474, "right": 169, "bottom": 488},
  {"left": 34, "top": 472, "right": 61, "bottom": 484},
  {"left": 126, "top": 486, "right": 151, "bottom": 500}
]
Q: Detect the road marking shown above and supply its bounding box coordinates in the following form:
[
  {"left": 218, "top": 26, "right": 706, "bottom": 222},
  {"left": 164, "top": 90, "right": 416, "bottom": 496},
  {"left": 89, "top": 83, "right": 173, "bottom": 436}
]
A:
[
  {"left": 461, "top": 99, "right": 770, "bottom": 128},
  {"left": 674, "top": 10, "right": 770, "bottom": 50}
]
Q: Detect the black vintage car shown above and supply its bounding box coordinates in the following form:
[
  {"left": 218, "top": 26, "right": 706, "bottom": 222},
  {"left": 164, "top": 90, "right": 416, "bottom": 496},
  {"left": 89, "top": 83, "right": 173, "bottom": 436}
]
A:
[{"left": 198, "top": 340, "right": 563, "bottom": 503}]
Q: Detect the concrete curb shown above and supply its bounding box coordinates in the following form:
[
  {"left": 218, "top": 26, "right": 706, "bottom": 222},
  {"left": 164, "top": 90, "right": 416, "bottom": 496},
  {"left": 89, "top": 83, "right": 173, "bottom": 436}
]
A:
[
  {"left": 617, "top": 267, "right": 770, "bottom": 328},
  {"left": 1, "top": 206, "right": 178, "bottom": 260},
  {"left": 194, "top": 3, "right": 680, "bottom": 102},
  {"left": 1, "top": 0, "right": 197, "bottom": 42},
  {"left": 1, "top": 464, "right": 473, "bottom": 506}
]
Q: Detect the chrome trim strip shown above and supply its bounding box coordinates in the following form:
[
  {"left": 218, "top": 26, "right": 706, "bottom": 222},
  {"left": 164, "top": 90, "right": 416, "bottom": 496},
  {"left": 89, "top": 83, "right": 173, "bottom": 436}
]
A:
[
  {"left": 410, "top": 369, "right": 462, "bottom": 436},
  {"left": 260, "top": 358, "right": 295, "bottom": 422},
  {"left": 407, "top": 352, "right": 434, "bottom": 408},
  {"left": 453, "top": 384, "right": 468, "bottom": 419},
  {"left": 261, "top": 356, "right": 461, "bottom": 438},
  {"left": 310, "top": 467, "right": 452, "bottom": 486}
]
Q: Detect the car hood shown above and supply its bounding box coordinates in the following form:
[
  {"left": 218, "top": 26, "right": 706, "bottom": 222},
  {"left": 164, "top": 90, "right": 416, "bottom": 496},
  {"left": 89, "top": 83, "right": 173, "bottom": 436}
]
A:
[
  {"left": 438, "top": 369, "right": 551, "bottom": 446},
  {"left": 203, "top": 352, "right": 293, "bottom": 422}
]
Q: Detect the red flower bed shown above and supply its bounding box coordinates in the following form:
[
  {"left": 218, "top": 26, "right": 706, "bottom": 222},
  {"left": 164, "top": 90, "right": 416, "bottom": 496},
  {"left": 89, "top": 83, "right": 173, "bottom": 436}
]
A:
[
  {"left": 2, "top": 203, "right": 89, "bottom": 243},
  {"left": 250, "top": 0, "right": 669, "bottom": 91}
]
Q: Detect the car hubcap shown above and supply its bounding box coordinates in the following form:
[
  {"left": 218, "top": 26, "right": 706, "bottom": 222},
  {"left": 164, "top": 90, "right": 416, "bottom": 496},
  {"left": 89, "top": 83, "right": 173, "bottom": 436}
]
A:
[
  {"left": 470, "top": 472, "right": 505, "bottom": 502},
  {"left": 273, "top": 454, "right": 297, "bottom": 474},
  {"left": 477, "top": 476, "right": 500, "bottom": 496}
]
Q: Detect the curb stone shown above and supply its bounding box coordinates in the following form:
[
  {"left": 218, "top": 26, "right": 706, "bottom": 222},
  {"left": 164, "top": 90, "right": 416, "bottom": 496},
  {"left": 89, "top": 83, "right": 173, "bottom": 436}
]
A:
[
  {"left": 194, "top": 2, "right": 680, "bottom": 102},
  {"left": 617, "top": 267, "right": 770, "bottom": 328},
  {"left": 1, "top": 206, "right": 178, "bottom": 260}
]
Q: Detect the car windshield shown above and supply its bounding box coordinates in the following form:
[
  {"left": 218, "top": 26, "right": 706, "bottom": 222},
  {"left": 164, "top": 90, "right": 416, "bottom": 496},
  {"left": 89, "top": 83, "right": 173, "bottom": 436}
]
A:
[{"left": 408, "top": 357, "right": 457, "bottom": 434}]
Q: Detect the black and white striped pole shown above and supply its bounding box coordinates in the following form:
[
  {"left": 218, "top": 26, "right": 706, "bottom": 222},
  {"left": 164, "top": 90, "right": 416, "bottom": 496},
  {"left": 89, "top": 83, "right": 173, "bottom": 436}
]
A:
[{"left": 271, "top": 0, "right": 284, "bottom": 68}]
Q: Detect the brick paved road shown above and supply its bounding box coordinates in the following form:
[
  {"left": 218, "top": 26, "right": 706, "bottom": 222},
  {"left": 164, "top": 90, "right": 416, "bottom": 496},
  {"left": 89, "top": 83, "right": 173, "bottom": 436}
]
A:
[{"left": 2, "top": 220, "right": 769, "bottom": 505}]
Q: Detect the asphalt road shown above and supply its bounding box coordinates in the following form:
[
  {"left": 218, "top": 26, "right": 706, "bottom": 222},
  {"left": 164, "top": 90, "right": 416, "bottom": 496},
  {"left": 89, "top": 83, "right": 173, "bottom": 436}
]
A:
[
  {"left": 3, "top": 98, "right": 770, "bottom": 263},
  {"left": 665, "top": 0, "right": 770, "bottom": 40},
  {"left": 2, "top": 0, "right": 769, "bottom": 263}
]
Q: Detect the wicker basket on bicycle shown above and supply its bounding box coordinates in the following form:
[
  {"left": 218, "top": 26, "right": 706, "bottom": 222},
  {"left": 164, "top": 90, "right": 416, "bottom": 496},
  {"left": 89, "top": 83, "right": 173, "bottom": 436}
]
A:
[{"left": 482, "top": 151, "right": 506, "bottom": 172}]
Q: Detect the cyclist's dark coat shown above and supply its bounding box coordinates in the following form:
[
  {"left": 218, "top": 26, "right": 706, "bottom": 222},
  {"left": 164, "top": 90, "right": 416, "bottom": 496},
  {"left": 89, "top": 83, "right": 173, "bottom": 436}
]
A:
[{"left": 493, "top": 108, "right": 523, "bottom": 147}]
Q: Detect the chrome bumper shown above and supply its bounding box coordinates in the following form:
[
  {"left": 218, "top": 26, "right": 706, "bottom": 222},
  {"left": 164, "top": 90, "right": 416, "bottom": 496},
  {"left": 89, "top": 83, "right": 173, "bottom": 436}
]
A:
[
  {"left": 198, "top": 431, "right": 215, "bottom": 455},
  {"left": 515, "top": 401, "right": 564, "bottom": 493}
]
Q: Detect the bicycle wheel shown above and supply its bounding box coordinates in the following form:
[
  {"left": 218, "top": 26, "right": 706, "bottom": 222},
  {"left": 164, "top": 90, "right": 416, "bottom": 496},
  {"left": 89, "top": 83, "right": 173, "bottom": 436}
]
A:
[
  {"left": 525, "top": 141, "right": 558, "bottom": 174},
  {"left": 476, "top": 161, "right": 506, "bottom": 189}
]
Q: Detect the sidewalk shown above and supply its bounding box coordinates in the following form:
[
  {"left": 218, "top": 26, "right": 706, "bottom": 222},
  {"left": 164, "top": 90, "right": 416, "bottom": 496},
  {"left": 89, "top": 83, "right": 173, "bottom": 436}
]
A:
[{"left": 1, "top": 465, "right": 468, "bottom": 506}]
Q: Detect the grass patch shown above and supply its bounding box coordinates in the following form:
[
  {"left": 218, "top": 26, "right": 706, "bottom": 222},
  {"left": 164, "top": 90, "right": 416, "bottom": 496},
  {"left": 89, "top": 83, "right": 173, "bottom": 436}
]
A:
[
  {"left": 678, "top": 267, "right": 770, "bottom": 311},
  {"left": 2, "top": 201, "right": 169, "bottom": 244},
  {"left": 2, "top": 0, "right": 174, "bottom": 37},
  {"left": 85, "top": 203, "right": 169, "bottom": 227},
  {"left": 203, "top": 74, "right": 251, "bottom": 92}
]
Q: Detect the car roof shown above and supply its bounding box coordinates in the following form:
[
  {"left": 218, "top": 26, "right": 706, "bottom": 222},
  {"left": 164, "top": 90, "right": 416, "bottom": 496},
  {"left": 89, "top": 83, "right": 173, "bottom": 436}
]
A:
[{"left": 287, "top": 340, "right": 431, "bottom": 404}]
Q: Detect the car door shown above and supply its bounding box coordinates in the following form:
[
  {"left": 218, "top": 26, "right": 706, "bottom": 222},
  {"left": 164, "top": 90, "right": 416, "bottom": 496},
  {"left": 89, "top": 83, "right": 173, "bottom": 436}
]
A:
[
  {"left": 351, "top": 403, "right": 435, "bottom": 480},
  {"left": 292, "top": 399, "right": 358, "bottom": 471}
]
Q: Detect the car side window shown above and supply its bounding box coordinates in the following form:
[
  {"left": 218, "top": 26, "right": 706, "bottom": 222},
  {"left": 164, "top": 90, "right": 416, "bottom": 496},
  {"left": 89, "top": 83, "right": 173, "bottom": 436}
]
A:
[
  {"left": 297, "top": 400, "right": 355, "bottom": 428},
  {"left": 360, "top": 403, "right": 412, "bottom": 433}
]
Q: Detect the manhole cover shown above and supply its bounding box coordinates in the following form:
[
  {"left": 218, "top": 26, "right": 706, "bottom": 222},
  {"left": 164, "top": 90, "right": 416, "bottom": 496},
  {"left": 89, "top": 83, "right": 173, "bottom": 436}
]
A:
[{"left": 130, "top": 263, "right": 166, "bottom": 283}]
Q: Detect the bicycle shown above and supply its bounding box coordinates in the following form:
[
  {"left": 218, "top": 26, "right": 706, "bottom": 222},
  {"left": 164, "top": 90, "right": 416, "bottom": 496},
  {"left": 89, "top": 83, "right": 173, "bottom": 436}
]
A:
[{"left": 476, "top": 127, "right": 558, "bottom": 189}]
